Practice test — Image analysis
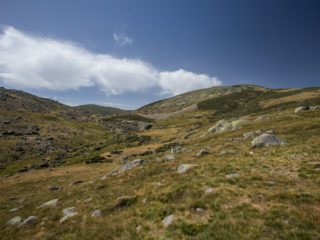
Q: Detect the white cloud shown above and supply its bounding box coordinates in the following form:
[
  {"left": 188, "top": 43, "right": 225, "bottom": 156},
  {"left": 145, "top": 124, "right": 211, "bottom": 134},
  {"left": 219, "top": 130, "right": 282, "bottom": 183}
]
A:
[
  {"left": 113, "top": 33, "right": 133, "bottom": 46},
  {"left": 0, "top": 26, "right": 221, "bottom": 96}
]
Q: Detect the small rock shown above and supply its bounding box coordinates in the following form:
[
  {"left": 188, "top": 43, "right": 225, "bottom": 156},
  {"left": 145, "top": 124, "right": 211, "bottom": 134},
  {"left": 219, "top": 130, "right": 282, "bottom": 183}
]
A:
[
  {"left": 177, "top": 164, "right": 197, "bottom": 173},
  {"left": 205, "top": 187, "right": 214, "bottom": 193},
  {"left": 197, "top": 149, "right": 209, "bottom": 156},
  {"left": 294, "top": 106, "right": 309, "bottom": 113},
  {"left": 136, "top": 225, "right": 142, "bottom": 232},
  {"left": 18, "top": 198, "right": 26, "bottom": 203},
  {"left": 9, "top": 208, "right": 19, "bottom": 212},
  {"left": 71, "top": 180, "right": 83, "bottom": 185},
  {"left": 84, "top": 198, "right": 92, "bottom": 203},
  {"left": 38, "top": 199, "right": 58, "bottom": 208},
  {"left": 59, "top": 212, "right": 79, "bottom": 223},
  {"left": 220, "top": 151, "right": 227, "bottom": 155},
  {"left": 254, "top": 115, "right": 271, "bottom": 121},
  {"left": 226, "top": 173, "right": 240, "bottom": 178},
  {"left": 162, "top": 155, "right": 175, "bottom": 161},
  {"left": 7, "top": 216, "right": 22, "bottom": 225},
  {"left": 10, "top": 196, "right": 17, "bottom": 200},
  {"left": 91, "top": 209, "right": 101, "bottom": 218},
  {"left": 307, "top": 161, "right": 320, "bottom": 165},
  {"left": 48, "top": 186, "right": 59, "bottom": 191},
  {"left": 196, "top": 208, "right": 203, "bottom": 212},
  {"left": 249, "top": 151, "right": 254, "bottom": 155},
  {"left": 18, "top": 216, "right": 38, "bottom": 227},
  {"left": 118, "top": 159, "right": 145, "bottom": 173},
  {"left": 243, "top": 131, "right": 256, "bottom": 139},
  {"left": 156, "top": 182, "right": 163, "bottom": 187},
  {"left": 63, "top": 207, "right": 76, "bottom": 216},
  {"left": 265, "top": 129, "right": 276, "bottom": 134},
  {"left": 142, "top": 198, "right": 147, "bottom": 204},
  {"left": 163, "top": 214, "right": 175, "bottom": 227}
]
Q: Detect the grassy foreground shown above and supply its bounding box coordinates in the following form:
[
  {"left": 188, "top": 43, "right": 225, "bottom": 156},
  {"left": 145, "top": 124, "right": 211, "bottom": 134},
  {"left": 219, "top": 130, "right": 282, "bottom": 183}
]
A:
[{"left": 0, "top": 107, "right": 320, "bottom": 239}]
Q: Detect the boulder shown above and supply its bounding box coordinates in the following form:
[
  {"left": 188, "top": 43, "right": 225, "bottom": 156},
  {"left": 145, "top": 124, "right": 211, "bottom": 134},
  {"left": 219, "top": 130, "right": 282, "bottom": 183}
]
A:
[
  {"left": 251, "top": 134, "right": 287, "bottom": 148},
  {"left": 177, "top": 164, "right": 197, "bottom": 173},
  {"left": 163, "top": 214, "right": 175, "bottom": 227},
  {"left": 203, "top": 118, "right": 251, "bottom": 136},
  {"left": 118, "top": 159, "right": 145, "bottom": 173}
]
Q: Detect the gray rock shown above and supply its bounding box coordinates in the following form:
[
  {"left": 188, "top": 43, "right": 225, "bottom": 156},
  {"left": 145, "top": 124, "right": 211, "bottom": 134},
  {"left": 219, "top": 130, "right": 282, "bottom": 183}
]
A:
[
  {"left": 63, "top": 207, "right": 76, "bottom": 216},
  {"left": 197, "top": 149, "right": 209, "bottom": 156},
  {"left": 205, "top": 187, "right": 214, "bottom": 193},
  {"left": 307, "top": 161, "right": 320, "bottom": 165},
  {"left": 9, "top": 208, "right": 19, "bottom": 212},
  {"left": 220, "top": 151, "right": 228, "bottom": 155},
  {"left": 71, "top": 180, "right": 83, "bottom": 185},
  {"left": 162, "top": 214, "right": 175, "bottom": 227},
  {"left": 91, "top": 209, "right": 101, "bottom": 218},
  {"left": 265, "top": 129, "right": 276, "bottom": 134},
  {"left": 84, "top": 198, "right": 92, "bottom": 203},
  {"left": 177, "top": 164, "right": 197, "bottom": 173},
  {"left": 18, "top": 216, "right": 38, "bottom": 227},
  {"left": 251, "top": 134, "right": 287, "bottom": 148},
  {"left": 203, "top": 118, "right": 251, "bottom": 137},
  {"left": 7, "top": 216, "right": 22, "bottom": 225},
  {"left": 38, "top": 199, "right": 58, "bottom": 208},
  {"left": 295, "top": 106, "right": 309, "bottom": 113},
  {"left": 59, "top": 212, "right": 79, "bottom": 223},
  {"left": 162, "top": 155, "right": 175, "bottom": 161},
  {"left": 243, "top": 131, "right": 256, "bottom": 139},
  {"left": 310, "top": 105, "right": 320, "bottom": 111},
  {"left": 254, "top": 115, "right": 271, "bottom": 121},
  {"left": 48, "top": 186, "right": 59, "bottom": 191},
  {"left": 118, "top": 159, "right": 145, "bottom": 173},
  {"left": 226, "top": 173, "right": 240, "bottom": 178}
]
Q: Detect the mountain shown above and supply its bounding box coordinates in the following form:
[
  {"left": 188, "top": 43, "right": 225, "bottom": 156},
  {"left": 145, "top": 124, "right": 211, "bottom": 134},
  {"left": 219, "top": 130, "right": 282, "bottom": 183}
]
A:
[
  {"left": 73, "top": 104, "right": 130, "bottom": 116},
  {"left": 1, "top": 85, "right": 320, "bottom": 239}
]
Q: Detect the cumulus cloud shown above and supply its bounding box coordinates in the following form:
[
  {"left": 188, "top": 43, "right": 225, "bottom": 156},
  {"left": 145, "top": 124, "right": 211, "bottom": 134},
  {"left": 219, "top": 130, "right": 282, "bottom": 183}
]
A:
[{"left": 0, "top": 26, "right": 221, "bottom": 96}]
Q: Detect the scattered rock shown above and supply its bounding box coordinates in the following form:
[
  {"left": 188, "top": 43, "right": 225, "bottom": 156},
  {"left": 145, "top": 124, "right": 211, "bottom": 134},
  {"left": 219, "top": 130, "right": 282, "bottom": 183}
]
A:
[
  {"left": 226, "top": 173, "right": 240, "bottom": 178},
  {"left": 197, "top": 149, "right": 209, "bottom": 156},
  {"left": 177, "top": 164, "right": 197, "bottom": 173},
  {"left": 7, "top": 216, "right": 22, "bottom": 226},
  {"left": 163, "top": 214, "right": 175, "bottom": 227},
  {"left": 251, "top": 134, "right": 287, "bottom": 148},
  {"left": 203, "top": 118, "right": 251, "bottom": 136},
  {"left": 113, "top": 196, "right": 136, "bottom": 210},
  {"left": 60, "top": 212, "right": 79, "bottom": 223},
  {"left": 307, "top": 161, "right": 320, "bottom": 165},
  {"left": 294, "top": 106, "right": 309, "bottom": 113},
  {"left": 142, "top": 198, "right": 147, "bottom": 204},
  {"left": 38, "top": 199, "right": 58, "bottom": 208},
  {"left": 71, "top": 180, "right": 83, "bottom": 185},
  {"left": 84, "top": 198, "right": 92, "bottom": 203},
  {"left": 205, "top": 188, "right": 214, "bottom": 193},
  {"left": 162, "top": 155, "right": 175, "bottom": 161},
  {"left": 63, "top": 207, "right": 76, "bottom": 216},
  {"left": 91, "top": 209, "right": 101, "bottom": 218},
  {"left": 9, "top": 208, "right": 19, "bottom": 212},
  {"left": 243, "top": 131, "right": 256, "bottom": 139},
  {"left": 18, "top": 216, "right": 38, "bottom": 227},
  {"left": 118, "top": 159, "right": 145, "bottom": 173},
  {"left": 254, "top": 115, "right": 271, "bottom": 121},
  {"left": 48, "top": 186, "right": 59, "bottom": 191}
]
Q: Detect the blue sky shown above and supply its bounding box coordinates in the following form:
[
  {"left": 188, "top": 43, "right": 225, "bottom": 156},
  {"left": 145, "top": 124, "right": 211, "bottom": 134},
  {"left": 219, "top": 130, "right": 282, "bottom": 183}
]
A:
[{"left": 0, "top": 0, "right": 319, "bottom": 109}]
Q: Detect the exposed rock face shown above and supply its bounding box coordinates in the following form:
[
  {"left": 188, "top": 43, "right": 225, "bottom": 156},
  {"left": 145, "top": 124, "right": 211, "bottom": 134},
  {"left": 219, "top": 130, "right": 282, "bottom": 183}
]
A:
[
  {"left": 162, "top": 214, "right": 175, "bottom": 227},
  {"left": 251, "top": 134, "right": 287, "bottom": 148},
  {"left": 38, "top": 199, "right": 58, "bottom": 208},
  {"left": 177, "top": 164, "right": 197, "bottom": 173},
  {"left": 203, "top": 118, "right": 251, "bottom": 137},
  {"left": 118, "top": 159, "right": 145, "bottom": 173}
]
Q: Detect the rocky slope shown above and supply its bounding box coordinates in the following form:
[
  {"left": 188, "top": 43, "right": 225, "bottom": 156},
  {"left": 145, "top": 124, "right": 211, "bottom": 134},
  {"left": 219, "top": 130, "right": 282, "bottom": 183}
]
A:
[{"left": 0, "top": 85, "right": 320, "bottom": 240}]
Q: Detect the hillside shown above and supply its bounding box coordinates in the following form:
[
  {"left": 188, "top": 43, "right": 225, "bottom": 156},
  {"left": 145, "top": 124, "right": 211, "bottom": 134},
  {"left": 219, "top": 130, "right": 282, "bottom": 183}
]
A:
[
  {"left": 0, "top": 85, "right": 320, "bottom": 239},
  {"left": 73, "top": 104, "right": 130, "bottom": 116}
]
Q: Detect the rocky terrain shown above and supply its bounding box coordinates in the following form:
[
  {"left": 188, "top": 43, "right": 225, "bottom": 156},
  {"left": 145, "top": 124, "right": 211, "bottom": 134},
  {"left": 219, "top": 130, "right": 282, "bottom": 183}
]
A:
[{"left": 0, "top": 85, "right": 320, "bottom": 239}]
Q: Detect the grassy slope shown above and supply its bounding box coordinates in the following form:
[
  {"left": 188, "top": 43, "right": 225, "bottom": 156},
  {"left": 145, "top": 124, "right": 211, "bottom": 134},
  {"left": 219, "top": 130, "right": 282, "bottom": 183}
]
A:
[
  {"left": 73, "top": 104, "right": 130, "bottom": 116},
  {"left": 1, "top": 106, "right": 320, "bottom": 239}
]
